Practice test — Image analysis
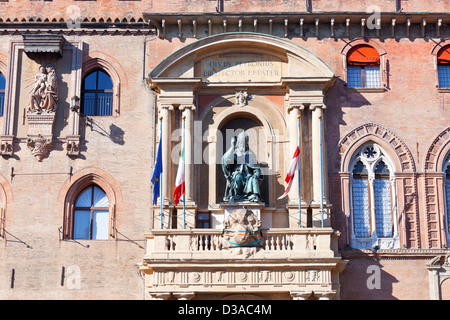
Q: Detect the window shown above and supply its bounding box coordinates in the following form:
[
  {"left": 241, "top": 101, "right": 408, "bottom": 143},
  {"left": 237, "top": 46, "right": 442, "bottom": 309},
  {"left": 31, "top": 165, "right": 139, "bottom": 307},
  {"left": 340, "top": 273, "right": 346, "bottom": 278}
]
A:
[
  {"left": 346, "top": 45, "right": 381, "bottom": 88},
  {"left": 437, "top": 46, "right": 450, "bottom": 88},
  {"left": 350, "top": 143, "right": 398, "bottom": 249},
  {"left": 81, "top": 69, "right": 113, "bottom": 116},
  {"left": 73, "top": 185, "right": 110, "bottom": 240},
  {"left": 0, "top": 72, "right": 5, "bottom": 116},
  {"left": 196, "top": 212, "right": 211, "bottom": 228}
]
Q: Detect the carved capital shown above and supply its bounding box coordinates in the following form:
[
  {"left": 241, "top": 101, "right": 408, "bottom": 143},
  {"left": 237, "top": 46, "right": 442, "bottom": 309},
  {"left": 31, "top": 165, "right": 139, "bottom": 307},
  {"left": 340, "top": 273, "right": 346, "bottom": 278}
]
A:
[
  {"left": 179, "top": 104, "right": 196, "bottom": 112},
  {"left": 309, "top": 103, "right": 326, "bottom": 111},
  {"left": 287, "top": 103, "right": 306, "bottom": 113},
  {"left": 290, "top": 291, "right": 312, "bottom": 300},
  {"left": 159, "top": 104, "right": 174, "bottom": 111},
  {"left": 173, "top": 292, "right": 195, "bottom": 300},
  {"left": 27, "top": 134, "right": 53, "bottom": 161}
]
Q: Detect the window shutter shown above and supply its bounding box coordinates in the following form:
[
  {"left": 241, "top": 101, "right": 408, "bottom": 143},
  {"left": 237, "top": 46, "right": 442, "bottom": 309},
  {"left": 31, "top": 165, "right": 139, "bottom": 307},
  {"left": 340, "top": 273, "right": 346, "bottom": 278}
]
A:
[
  {"left": 438, "top": 46, "right": 450, "bottom": 64},
  {"left": 347, "top": 45, "right": 380, "bottom": 66}
]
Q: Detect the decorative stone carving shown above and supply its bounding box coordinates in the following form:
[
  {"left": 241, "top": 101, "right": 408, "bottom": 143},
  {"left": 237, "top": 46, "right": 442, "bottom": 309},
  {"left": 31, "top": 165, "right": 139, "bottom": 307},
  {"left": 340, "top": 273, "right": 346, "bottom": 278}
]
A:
[
  {"left": 222, "top": 208, "right": 262, "bottom": 248},
  {"left": 26, "top": 64, "right": 59, "bottom": 160},
  {"left": 27, "top": 134, "right": 53, "bottom": 161},
  {"left": 0, "top": 135, "right": 14, "bottom": 157},
  {"left": 66, "top": 135, "right": 81, "bottom": 157},
  {"left": 235, "top": 90, "right": 249, "bottom": 107},
  {"left": 28, "top": 64, "right": 59, "bottom": 114}
]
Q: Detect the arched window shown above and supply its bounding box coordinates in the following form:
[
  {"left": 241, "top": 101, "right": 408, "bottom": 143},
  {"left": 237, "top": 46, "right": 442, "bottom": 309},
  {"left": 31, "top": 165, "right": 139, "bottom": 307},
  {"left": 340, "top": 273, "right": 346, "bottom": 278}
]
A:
[
  {"left": 437, "top": 46, "right": 450, "bottom": 88},
  {"left": 350, "top": 143, "right": 398, "bottom": 249},
  {"left": 81, "top": 69, "right": 113, "bottom": 116},
  {"left": 346, "top": 45, "right": 381, "bottom": 88},
  {"left": 73, "top": 185, "right": 110, "bottom": 240},
  {"left": 0, "top": 72, "right": 5, "bottom": 116}
]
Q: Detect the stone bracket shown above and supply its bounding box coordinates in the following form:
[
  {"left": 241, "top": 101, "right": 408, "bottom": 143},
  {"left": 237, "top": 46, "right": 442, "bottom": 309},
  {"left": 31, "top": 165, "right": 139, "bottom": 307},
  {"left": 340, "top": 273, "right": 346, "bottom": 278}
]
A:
[
  {"left": 66, "top": 135, "right": 81, "bottom": 157},
  {"left": 0, "top": 135, "right": 14, "bottom": 157},
  {"left": 26, "top": 134, "right": 53, "bottom": 161}
]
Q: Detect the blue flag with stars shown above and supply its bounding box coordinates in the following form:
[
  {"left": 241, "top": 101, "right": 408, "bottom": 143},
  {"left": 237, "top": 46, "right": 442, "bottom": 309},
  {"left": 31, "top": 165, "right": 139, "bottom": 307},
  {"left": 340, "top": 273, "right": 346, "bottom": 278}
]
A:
[{"left": 151, "top": 135, "right": 163, "bottom": 205}]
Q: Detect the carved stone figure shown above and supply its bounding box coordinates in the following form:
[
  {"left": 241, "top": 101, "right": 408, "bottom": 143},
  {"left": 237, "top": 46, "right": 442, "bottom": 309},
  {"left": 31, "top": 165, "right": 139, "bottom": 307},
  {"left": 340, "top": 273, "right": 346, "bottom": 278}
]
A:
[
  {"left": 28, "top": 64, "right": 58, "bottom": 113},
  {"left": 221, "top": 131, "right": 262, "bottom": 202},
  {"left": 235, "top": 90, "right": 249, "bottom": 107},
  {"left": 222, "top": 208, "right": 262, "bottom": 247}
]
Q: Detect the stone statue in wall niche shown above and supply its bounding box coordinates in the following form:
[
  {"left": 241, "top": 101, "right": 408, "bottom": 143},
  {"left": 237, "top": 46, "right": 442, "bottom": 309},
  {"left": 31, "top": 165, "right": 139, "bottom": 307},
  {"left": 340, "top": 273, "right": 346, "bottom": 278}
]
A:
[
  {"left": 28, "top": 64, "right": 58, "bottom": 113},
  {"left": 222, "top": 131, "right": 263, "bottom": 202}
]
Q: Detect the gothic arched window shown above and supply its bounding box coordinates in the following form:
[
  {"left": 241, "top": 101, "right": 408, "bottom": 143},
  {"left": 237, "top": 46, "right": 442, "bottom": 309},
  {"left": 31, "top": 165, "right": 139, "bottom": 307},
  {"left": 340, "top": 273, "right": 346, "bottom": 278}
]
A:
[
  {"left": 350, "top": 143, "right": 398, "bottom": 249},
  {"left": 73, "top": 185, "right": 110, "bottom": 240},
  {"left": 81, "top": 69, "right": 113, "bottom": 116}
]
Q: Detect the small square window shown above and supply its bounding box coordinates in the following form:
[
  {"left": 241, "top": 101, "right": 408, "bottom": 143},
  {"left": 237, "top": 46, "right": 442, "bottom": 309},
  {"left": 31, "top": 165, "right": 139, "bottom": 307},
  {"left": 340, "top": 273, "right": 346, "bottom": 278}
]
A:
[{"left": 196, "top": 212, "right": 211, "bottom": 228}]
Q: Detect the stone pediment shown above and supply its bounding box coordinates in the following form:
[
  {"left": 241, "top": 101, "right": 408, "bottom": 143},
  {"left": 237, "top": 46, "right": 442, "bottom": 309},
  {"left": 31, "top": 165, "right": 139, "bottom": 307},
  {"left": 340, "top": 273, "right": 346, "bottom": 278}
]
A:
[{"left": 148, "top": 33, "right": 334, "bottom": 89}]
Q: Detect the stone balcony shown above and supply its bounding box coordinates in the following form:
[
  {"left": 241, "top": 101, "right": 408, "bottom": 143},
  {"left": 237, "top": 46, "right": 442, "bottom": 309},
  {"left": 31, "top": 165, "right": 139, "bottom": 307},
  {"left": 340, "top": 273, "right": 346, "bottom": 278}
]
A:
[{"left": 140, "top": 227, "right": 347, "bottom": 300}]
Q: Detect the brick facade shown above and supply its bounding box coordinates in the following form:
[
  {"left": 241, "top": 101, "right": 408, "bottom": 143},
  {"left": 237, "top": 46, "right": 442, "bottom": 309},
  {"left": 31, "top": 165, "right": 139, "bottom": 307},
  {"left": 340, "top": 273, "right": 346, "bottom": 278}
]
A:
[{"left": 0, "top": 0, "right": 449, "bottom": 300}]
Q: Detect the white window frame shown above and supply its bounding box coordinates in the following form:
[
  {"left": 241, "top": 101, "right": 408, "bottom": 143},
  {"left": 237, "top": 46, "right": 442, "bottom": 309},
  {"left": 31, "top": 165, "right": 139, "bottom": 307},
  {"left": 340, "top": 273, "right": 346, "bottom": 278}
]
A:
[{"left": 349, "top": 143, "right": 399, "bottom": 249}]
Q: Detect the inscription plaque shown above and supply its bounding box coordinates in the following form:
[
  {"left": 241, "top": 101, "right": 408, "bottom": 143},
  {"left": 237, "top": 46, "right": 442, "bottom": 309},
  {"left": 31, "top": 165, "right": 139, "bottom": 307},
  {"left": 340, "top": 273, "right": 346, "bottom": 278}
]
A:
[{"left": 201, "top": 54, "right": 282, "bottom": 83}]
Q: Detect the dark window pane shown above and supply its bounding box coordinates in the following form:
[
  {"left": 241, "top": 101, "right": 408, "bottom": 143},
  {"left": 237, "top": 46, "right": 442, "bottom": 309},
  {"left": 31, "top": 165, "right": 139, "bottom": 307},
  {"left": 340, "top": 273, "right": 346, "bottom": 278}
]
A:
[
  {"left": 84, "top": 71, "right": 98, "bottom": 90},
  {"left": 438, "top": 65, "right": 450, "bottom": 88},
  {"left": 352, "top": 160, "right": 368, "bottom": 175},
  {"left": 0, "top": 73, "right": 4, "bottom": 117},
  {"left": 82, "top": 92, "right": 96, "bottom": 116},
  {"left": 97, "top": 70, "right": 113, "bottom": 90},
  {"left": 375, "top": 160, "right": 390, "bottom": 175},
  {"left": 347, "top": 66, "right": 362, "bottom": 88},
  {"left": 97, "top": 93, "right": 113, "bottom": 116},
  {"left": 0, "top": 73, "right": 5, "bottom": 89}
]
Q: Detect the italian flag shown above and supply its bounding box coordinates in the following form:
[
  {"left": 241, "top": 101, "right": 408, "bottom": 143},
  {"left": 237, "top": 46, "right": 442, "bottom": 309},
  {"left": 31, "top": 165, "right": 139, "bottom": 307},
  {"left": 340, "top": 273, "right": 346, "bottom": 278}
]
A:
[
  {"left": 174, "top": 143, "right": 185, "bottom": 205},
  {"left": 277, "top": 146, "right": 300, "bottom": 200}
]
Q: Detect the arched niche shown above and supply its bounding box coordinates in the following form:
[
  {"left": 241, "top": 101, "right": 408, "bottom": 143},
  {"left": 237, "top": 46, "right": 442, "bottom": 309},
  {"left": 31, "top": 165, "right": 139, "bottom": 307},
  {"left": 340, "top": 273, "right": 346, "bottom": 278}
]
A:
[{"left": 198, "top": 94, "right": 286, "bottom": 209}]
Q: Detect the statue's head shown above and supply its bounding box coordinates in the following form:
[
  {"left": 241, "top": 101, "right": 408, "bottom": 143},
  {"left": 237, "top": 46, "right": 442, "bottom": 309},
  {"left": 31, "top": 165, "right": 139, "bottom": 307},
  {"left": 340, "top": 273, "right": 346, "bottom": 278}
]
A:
[
  {"left": 45, "top": 64, "right": 55, "bottom": 73},
  {"left": 236, "top": 131, "right": 248, "bottom": 153}
]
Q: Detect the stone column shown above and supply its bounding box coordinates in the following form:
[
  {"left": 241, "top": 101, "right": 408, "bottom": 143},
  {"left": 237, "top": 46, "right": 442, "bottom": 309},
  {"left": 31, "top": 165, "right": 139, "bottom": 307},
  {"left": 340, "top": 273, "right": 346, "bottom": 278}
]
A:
[
  {"left": 160, "top": 104, "right": 173, "bottom": 203},
  {"left": 178, "top": 104, "right": 197, "bottom": 229},
  {"left": 179, "top": 104, "right": 196, "bottom": 202},
  {"left": 310, "top": 104, "right": 329, "bottom": 227},
  {"left": 287, "top": 104, "right": 306, "bottom": 228},
  {"left": 157, "top": 104, "right": 174, "bottom": 229}
]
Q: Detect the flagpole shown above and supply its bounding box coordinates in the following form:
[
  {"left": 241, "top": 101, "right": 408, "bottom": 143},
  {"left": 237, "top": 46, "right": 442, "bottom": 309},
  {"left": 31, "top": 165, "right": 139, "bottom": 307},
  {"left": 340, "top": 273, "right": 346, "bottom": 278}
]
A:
[
  {"left": 297, "top": 114, "right": 301, "bottom": 228},
  {"left": 319, "top": 114, "right": 324, "bottom": 228},
  {"left": 182, "top": 115, "right": 186, "bottom": 229},
  {"left": 159, "top": 116, "right": 163, "bottom": 230}
]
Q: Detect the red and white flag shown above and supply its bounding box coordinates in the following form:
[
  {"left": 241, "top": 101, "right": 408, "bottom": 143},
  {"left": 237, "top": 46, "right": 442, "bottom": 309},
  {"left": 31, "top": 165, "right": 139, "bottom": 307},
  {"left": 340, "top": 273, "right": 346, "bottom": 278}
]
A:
[
  {"left": 277, "top": 146, "right": 300, "bottom": 200},
  {"left": 174, "top": 143, "right": 185, "bottom": 205}
]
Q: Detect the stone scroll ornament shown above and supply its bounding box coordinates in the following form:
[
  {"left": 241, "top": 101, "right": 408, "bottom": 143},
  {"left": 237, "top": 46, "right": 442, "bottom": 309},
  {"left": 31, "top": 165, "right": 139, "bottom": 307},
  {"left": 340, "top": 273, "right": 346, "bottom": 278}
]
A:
[
  {"left": 26, "top": 64, "right": 59, "bottom": 160},
  {"left": 222, "top": 208, "right": 263, "bottom": 248}
]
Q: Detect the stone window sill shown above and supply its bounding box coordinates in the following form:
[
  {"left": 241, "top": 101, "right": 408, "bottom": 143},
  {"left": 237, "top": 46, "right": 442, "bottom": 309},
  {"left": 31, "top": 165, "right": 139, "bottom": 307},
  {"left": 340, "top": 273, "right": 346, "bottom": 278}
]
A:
[{"left": 346, "top": 87, "right": 386, "bottom": 93}]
